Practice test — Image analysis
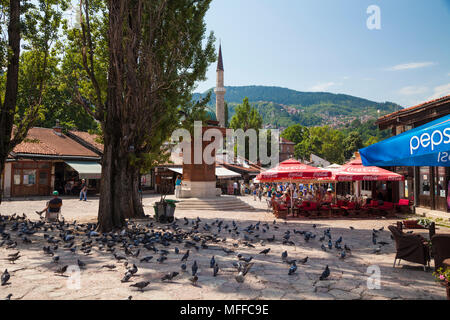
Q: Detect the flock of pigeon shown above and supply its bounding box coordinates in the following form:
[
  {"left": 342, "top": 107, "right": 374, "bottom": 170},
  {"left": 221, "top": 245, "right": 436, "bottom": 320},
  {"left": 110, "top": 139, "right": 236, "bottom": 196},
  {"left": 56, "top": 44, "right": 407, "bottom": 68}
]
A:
[{"left": 0, "top": 212, "right": 393, "bottom": 300}]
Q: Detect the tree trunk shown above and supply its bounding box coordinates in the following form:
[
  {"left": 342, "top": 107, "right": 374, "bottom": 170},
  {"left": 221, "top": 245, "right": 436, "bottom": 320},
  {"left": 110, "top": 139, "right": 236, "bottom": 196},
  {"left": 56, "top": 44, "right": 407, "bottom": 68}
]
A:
[
  {"left": 96, "top": 127, "right": 144, "bottom": 232},
  {"left": 0, "top": 1, "right": 21, "bottom": 205}
]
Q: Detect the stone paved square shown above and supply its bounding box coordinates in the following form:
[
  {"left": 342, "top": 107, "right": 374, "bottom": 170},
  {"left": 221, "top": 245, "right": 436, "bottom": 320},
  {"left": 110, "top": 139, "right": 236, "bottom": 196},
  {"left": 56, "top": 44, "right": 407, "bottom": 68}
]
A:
[{"left": 0, "top": 195, "right": 448, "bottom": 300}]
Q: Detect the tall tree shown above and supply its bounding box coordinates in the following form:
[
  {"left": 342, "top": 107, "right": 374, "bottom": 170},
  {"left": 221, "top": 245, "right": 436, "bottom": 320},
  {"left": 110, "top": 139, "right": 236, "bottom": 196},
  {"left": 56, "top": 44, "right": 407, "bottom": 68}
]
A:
[
  {"left": 72, "top": 0, "right": 215, "bottom": 232},
  {"left": 0, "top": 0, "right": 67, "bottom": 203},
  {"left": 230, "top": 97, "right": 263, "bottom": 161},
  {"left": 343, "top": 131, "right": 364, "bottom": 160}
]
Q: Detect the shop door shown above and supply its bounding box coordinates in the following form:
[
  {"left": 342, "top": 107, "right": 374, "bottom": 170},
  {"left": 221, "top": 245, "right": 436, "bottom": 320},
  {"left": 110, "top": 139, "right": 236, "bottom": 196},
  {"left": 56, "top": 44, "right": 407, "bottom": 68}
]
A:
[{"left": 435, "top": 167, "right": 449, "bottom": 212}]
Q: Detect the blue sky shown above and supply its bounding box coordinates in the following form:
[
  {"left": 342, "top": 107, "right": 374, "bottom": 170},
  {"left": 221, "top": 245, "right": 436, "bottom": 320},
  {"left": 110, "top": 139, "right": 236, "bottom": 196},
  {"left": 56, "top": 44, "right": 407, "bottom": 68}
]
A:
[{"left": 196, "top": 0, "right": 450, "bottom": 108}]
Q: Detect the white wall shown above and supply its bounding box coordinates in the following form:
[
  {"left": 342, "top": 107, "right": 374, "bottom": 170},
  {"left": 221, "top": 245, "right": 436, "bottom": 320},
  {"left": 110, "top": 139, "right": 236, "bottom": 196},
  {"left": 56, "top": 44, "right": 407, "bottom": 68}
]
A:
[{"left": 3, "top": 163, "right": 12, "bottom": 198}]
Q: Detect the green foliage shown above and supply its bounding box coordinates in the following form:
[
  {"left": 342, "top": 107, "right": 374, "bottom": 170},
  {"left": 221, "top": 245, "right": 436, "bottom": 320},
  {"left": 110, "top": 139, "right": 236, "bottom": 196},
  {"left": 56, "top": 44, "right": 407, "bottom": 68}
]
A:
[
  {"left": 194, "top": 86, "right": 401, "bottom": 129},
  {"left": 343, "top": 131, "right": 364, "bottom": 159},
  {"left": 230, "top": 97, "right": 263, "bottom": 160},
  {"left": 230, "top": 97, "right": 263, "bottom": 131}
]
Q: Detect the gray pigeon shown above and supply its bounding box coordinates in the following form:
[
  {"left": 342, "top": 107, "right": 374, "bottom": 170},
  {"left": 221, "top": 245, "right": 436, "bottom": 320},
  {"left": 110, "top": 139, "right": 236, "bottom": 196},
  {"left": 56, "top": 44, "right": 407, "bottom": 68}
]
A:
[{"left": 1, "top": 269, "right": 10, "bottom": 286}]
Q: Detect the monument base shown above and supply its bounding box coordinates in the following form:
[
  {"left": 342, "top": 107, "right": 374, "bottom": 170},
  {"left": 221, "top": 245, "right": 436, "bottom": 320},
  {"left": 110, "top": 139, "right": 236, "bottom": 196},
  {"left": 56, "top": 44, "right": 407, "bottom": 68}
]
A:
[{"left": 179, "top": 181, "right": 221, "bottom": 198}]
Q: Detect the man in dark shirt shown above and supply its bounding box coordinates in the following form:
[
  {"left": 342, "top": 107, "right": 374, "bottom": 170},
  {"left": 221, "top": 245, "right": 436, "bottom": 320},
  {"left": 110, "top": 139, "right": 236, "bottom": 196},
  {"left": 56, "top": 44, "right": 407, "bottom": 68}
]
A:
[{"left": 36, "top": 191, "right": 62, "bottom": 218}]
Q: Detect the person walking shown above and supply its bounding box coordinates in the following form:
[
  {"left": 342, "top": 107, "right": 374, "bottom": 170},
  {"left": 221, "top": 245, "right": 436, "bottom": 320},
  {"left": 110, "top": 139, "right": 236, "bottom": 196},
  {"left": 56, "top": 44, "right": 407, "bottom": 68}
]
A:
[
  {"left": 79, "top": 179, "right": 88, "bottom": 201},
  {"left": 175, "top": 175, "right": 182, "bottom": 198},
  {"left": 233, "top": 181, "right": 238, "bottom": 196}
]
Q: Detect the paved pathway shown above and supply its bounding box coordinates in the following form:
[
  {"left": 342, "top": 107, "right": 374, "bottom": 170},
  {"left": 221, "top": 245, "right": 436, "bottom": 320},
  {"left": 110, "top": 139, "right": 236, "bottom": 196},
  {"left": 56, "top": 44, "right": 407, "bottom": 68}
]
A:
[{"left": 0, "top": 195, "right": 448, "bottom": 300}]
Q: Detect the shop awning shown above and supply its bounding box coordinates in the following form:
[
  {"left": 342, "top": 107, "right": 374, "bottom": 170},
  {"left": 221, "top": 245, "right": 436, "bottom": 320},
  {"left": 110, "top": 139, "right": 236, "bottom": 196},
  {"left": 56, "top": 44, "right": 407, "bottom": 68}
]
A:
[
  {"left": 65, "top": 161, "right": 102, "bottom": 179},
  {"left": 360, "top": 114, "right": 450, "bottom": 167},
  {"left": 167, "top": 167, "right": 241, "bottom": 179}
]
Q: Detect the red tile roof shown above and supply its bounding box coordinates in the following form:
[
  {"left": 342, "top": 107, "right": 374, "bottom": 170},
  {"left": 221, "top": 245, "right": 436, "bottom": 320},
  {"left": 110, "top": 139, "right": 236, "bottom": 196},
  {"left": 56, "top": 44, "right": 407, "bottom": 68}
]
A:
[
  {"left": 12, "top": 127, "right": 99, "bottom": 158},
  {"left": 68, "top": 130, "right": 104, "bottom": 153},
  {"left": 378, "top": 94, "right": 450, "bottom": 121}
]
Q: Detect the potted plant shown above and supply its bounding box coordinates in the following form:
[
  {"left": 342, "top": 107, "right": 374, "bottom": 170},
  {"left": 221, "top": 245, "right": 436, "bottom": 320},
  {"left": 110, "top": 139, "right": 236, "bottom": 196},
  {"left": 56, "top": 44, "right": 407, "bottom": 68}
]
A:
[{"left": 433, "top": 267, "right": 450, "bottom": 300}]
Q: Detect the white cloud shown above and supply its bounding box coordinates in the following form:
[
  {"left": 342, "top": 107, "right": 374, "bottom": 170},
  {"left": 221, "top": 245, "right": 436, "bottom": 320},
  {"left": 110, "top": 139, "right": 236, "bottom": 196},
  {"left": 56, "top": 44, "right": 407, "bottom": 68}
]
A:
[
  {"left": 428, "top": 83, "right": 450, "bottom": 100},
  {"left": 387, "top": 61, "right": 436, "bottom": 71},
  {"left": 398, "top": 86, "right": 428, "bottom": 95},
  {"left": 309, "top": 82, "right": 338, "bottom": 91}
]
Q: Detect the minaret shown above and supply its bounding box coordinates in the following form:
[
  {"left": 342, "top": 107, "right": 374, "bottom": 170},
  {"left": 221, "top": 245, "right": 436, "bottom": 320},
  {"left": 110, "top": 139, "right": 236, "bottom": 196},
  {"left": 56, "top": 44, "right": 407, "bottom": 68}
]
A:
[{"left": 214, "top": 44, "right": 226, "bottom": 127}]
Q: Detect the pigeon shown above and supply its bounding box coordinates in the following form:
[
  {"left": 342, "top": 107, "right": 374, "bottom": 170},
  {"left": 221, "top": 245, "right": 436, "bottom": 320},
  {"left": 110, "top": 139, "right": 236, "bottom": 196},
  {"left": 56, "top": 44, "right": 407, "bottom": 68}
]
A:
[
  {"left": 349, "top": 226, "right": 354, "bottom": 230},
  {"left": 140, "top": 256, "right": 153, "bottom": 263},
  {"left": 7, "top": 251, "right": 20, "bottom": 258},
  {"left": 130, "top": 281, "right": 150, "bottom": 292},
  {"left": 339, "top": 250, "right": 346, "bottom": 259},
  {"left": 114, "top": 253, "right": 127, "bottom": 261},
  {"left": 235, "top": 262, "right": 254, "bottom": 283},
  {"left": 372, "top": 234, "right": 377, "bottom": 245},
  {"left": 319, "top": 265, "right": 330, "bottom": 280},
  {"left": 210, "top": 256, "right": 216, "bottom": 268},
  {"left": 157, "top": 256, "right": 167, "bottom": 263},
  {"left": 192, "top": 261, "right": 198, "bottom": 276},
  {"left": 213, "top": 263, "right": 219, "bottom": 277},
  {"left": 288, "top": 262, "right": 297, "bottom": 275},
  {"left": 238, "top": 255, "right": 253, "bottom": 263},
  {"left": 101, "top": 264, "right": 116, "bottom": 270},
  {"left": 299, "top": 256, "right": 308, "bottom": 264},
  {"left": 1, "top": 269, "right": 10, "bottom": 286},
  {"left": 128, "top": 264, "right": 138, "bottom": 275},
  {"left": 181, "top": 263, "right": 187, "bottom": 272},
  {"left": 6, "top": 255, "right": 20, "bottom": 264},
  {"left": 52, "top": 256, "right": 60, "bottom": 263},
  {"left": 259, "top": 248, "right": 270, "bottom": 255},
  {"left": 328, "top": 240, "right": 333, "bottom": 250},
  {"left": 121, "top": 272, "right": 132, "bottom": 283},
  {"left": 4, "top": 293, "right": 12, "bottom": 300},
  {"left": 77, "top": 259, "right": 86, "bottom": 268},
  {"left": 161, "top": 272, "right": 179, "bottom": 282},
  {"left": 55, "top": 265, "right": 68, "bottom": 276},
  {"left": 189, "top": 275, "right": 198, "bottom": 286},
  {"left": 281, "top": 251, "right": 288, "bottom": 261},
  {"left": 181, "top": 250, "right": 190, "bottom": 262},
  {"left": 174, "top": 247, "right": 180, "bottom": 254},
  {"left": 321, "top": 244, "right": 327, "bottom": 251},
  {"left": 344, "top": 244, "right": 352, "bottom": 252}
]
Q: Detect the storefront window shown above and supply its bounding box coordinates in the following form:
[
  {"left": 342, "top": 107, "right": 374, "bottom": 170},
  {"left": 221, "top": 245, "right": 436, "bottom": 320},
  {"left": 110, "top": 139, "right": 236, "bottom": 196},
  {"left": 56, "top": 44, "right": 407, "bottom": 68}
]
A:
[
  {"left": 420, "top": 167, "right": 430, "bottom": 196},
  {"left": 14, "top": 174, "right": 21, "bottom": 185},
  {"left": 39, "top": 171, "right": 48, "bottom": 185},
  {"left": 23, "top": 170, "right": 36, "bottom": 185}
]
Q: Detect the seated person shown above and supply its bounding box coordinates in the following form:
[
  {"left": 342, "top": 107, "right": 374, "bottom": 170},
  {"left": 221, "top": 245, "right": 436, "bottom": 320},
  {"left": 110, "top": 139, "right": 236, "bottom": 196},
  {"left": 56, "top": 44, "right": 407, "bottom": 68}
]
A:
[
  {"left": 36, "top": 191, "right": 62, "bottom": 219},
  {"left": 282, "top": 191, "right": 291, "bottom": 206},
  {"left": 321, "top": 189, "right": 334, "bottom": 205},
  {"left": 304, "top": 191, "right": 314, "bottom": 201}
]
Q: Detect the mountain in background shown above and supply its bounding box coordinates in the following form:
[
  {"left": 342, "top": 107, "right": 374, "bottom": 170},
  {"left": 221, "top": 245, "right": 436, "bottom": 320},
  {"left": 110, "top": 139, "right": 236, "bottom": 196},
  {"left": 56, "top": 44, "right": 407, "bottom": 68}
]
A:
[{"left": 193, "top": 85, "right": 402, "bottom": 129}]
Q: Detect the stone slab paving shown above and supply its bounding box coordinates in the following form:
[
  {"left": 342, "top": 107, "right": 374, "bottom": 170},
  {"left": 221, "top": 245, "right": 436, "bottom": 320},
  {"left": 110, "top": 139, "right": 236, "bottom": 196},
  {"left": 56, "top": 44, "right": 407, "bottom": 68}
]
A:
[{"left": 0, "top": 195, "right": 448, "bottom": 300}]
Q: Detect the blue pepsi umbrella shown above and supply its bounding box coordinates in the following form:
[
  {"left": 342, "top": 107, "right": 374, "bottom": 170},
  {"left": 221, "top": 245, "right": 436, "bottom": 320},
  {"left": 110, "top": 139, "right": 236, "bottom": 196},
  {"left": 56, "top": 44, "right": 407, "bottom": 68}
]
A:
[{"left": 360, "top": 114, "right": 450, "bottom": 167}]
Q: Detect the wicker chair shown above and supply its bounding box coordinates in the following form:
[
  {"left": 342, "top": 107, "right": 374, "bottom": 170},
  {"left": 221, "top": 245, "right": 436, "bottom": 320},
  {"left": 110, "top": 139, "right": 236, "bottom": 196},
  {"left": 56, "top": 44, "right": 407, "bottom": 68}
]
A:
[
  {"left": 388, "top": 225, "right": 431, "bottom": 271},
  {"left": 273, "top": 201, "right": 288, "bottom": 219},
  {"left": 431, "top": 234, "right": 450, "bottom": 271}
]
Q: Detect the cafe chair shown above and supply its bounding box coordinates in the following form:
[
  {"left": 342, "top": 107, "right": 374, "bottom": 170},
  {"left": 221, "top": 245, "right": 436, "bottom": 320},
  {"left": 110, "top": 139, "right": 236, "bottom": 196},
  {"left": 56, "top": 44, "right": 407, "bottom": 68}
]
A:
[
  {"left": 388, "top": 225, "right": 431, "bottom": 271},
  {"left": 431, "top": 234, "right": 450, "bottom": 271}
]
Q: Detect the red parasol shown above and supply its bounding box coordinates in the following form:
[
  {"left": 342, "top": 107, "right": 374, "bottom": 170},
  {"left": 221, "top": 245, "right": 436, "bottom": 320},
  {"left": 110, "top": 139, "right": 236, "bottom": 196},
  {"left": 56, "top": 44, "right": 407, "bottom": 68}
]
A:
[
  {"left": 333, "top": 158, "right": 404, "bottom": 181},
  {"left": 257, "top": 159, "right": 332, "bottom": 182}
]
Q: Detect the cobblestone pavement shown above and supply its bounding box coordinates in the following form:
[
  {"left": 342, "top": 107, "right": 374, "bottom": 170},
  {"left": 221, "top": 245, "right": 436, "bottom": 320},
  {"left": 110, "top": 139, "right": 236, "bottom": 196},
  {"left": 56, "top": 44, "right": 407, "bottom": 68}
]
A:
[{"left": 0, "top": 195, "right": 448, "bottom": 300}]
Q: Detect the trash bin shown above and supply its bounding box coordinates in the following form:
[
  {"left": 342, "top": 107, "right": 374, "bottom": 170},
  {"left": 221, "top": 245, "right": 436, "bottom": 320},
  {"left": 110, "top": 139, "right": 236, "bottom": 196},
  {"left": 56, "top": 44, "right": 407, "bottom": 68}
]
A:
[{"left": 165, "top": 200, "right": 179, "bottom": 223}]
